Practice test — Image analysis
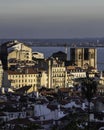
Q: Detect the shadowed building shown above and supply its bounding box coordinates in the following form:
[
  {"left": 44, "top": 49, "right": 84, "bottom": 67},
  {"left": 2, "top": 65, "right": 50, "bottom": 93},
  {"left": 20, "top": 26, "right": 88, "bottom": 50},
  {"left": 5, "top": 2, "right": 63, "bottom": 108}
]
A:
[
  {"left": 51, "top": 51, "right": 67, "bottom": 61},
  {"left": 0, "top": 40, "right": 32, "bottom": 70},
  {"left": 0, "top": 43, "right": 8, "bottom": 70},
  {"left": 70, "top": 48, "right": 97, "bottom": 69}
]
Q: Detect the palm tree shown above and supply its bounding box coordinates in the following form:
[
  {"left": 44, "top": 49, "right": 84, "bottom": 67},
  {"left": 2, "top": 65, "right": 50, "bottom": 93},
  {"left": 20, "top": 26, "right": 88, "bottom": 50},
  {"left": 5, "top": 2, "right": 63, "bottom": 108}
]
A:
[{"left": 81, "top": 77, "right": 97, "bottom": 130}]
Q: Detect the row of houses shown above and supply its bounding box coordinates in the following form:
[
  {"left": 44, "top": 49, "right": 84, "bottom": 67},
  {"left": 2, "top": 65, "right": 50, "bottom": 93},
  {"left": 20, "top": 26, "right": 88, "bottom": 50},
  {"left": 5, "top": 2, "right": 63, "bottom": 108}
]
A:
[
  {"left": 1, "top": 60, "right": 104, "bottom": 94},
  {"left": 0, "top": 62, "right": 87, "bottom": 93},
  {"left": 0, "top": 91, "right": 104, "bottom": 130}
]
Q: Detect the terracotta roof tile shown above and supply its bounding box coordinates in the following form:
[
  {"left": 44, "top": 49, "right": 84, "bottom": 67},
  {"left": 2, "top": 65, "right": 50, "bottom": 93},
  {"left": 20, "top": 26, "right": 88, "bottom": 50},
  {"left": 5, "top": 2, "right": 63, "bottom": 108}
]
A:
[{"left": 7, "top": 68, "right": 38, "bottom": 74}]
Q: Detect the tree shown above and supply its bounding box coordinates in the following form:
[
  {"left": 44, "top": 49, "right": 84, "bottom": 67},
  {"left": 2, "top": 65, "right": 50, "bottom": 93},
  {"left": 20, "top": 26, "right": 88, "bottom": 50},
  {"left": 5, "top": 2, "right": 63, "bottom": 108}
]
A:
[
  {"left": 81, "top": 78, "right": 97, "bottom": 101},
  {"left": 81, "top": 77, "right": 97, "bottom": 130}
]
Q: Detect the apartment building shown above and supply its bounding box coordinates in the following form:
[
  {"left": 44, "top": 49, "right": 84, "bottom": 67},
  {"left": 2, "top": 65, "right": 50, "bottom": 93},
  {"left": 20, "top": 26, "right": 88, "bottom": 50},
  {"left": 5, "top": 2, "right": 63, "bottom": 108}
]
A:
[
  {"left": 66, "top": 66, "right": 86, "bottom": 79},
  {"left": 48, "top": 57, "right": 87, "bottom": 88},
  {"left": 7, "top": 68, "right": 39, "bottom": 92},
  {"left": 66, "top": 71, "right": 74, "bottom": 87},
  {"left": 6, "top": 67, "right": 48, "bottom": 93},
  {"left": 48, "top": 59, "right": 66, "bottom": 88}
]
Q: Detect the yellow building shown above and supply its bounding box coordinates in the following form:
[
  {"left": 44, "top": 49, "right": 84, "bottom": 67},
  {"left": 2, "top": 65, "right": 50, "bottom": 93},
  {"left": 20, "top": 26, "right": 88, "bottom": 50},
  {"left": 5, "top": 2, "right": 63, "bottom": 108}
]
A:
[
  {"left": 40, "top": 70, "right": 48, "bottom": 87},
  {"left": 48, "top": 59, "right": 66, "bottom": 88},
  {"left": 48, "top": 59, "right": 87, "bottom": 88},
  {"left": 66, "top": 71, "right": 74, "bottom": 88},
  {"left": 6, "top": 67, "right": 48, "bottom": 93},
  {"left": 7, "top": 40, "right": 32, "bottom": 68},
  {"left": 8, "top": 40, "right": 32, "bottom": 60},
  {"left": 7, "top": 68, "right": 39, "bottom": 92}
]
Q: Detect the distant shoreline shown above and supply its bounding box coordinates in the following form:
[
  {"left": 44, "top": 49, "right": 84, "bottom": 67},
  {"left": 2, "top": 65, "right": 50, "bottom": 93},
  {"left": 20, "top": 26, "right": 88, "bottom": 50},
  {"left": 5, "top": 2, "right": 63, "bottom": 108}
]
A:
[{"left": 0, "top": 38, "right": 104, "bottom": 47}]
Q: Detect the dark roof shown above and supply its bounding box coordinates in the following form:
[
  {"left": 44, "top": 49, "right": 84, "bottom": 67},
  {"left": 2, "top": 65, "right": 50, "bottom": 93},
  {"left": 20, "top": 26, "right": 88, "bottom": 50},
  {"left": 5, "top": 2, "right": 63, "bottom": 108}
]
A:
[
  {"left": 53, "top": 51, "right": 66, "bottom": 55},
  {"left": 51, "top": 51, "right": 67, "bottom": 60},
  {"left": 47, "top": 104, "right": 58, "bottom": 111},
  {"left": 0, "top": 112, "right": 7, "bottom": 116},
  {"left": 7, "top": 68, "right": 38, "bottom": 75},
  {"left": 14, "top": 85, "right": 32, "bottom": 94}
]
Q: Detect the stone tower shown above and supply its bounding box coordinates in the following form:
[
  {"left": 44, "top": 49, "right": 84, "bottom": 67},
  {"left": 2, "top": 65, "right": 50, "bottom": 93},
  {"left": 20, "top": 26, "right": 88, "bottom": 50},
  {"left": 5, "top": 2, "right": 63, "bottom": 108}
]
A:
[{"left": 70, "top": 48, "right": 97, "bottom": 69}]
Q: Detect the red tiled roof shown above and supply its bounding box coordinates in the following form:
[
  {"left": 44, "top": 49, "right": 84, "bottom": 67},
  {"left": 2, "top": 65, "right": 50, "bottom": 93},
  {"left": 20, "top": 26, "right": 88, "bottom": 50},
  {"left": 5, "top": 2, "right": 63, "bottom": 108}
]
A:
[
  {"left": 60, "top": 88, "right": 70, "bottom": 93},
  {"left": 7, "top": 68, "right": 38, "bottom": 75}
]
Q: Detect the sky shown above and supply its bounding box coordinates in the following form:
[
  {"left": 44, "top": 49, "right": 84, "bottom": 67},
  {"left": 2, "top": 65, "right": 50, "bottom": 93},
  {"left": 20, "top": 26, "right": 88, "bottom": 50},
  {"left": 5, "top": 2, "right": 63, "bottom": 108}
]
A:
[{"left": 0, "top": 0, "right": 104, "bottom": 38}]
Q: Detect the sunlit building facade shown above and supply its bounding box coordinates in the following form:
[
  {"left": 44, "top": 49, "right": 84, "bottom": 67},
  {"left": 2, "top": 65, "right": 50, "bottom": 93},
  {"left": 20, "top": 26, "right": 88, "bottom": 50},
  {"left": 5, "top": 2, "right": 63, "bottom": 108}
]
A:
[{"left": 70, "top": 48, "right": 97, "bottom": 69}]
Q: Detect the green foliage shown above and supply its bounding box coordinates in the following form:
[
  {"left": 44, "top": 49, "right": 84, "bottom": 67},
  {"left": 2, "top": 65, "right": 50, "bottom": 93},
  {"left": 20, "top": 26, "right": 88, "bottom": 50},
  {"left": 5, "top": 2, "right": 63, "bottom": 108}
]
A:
[
  {"left": 81, "top": 78, "right": 97, "bottom": 101},
  {"left": 25, "top": 123, "right": 41, "bottom": 130},
  {"left": 81, "top": 78, "right": 98, "bottom": 130},
  {"left": 15, "top": 123, "right": 42, "bottom": 130}
]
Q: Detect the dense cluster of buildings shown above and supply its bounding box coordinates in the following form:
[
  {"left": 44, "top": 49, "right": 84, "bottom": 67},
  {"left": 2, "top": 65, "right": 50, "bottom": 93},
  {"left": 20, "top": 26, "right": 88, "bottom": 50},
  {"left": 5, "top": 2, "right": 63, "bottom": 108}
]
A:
[
  {"left": 0, "top": 40, "right": 104, "bottom": 129},
  {"left": 0, "top": 40, "right": 100, "bottom": 92}
]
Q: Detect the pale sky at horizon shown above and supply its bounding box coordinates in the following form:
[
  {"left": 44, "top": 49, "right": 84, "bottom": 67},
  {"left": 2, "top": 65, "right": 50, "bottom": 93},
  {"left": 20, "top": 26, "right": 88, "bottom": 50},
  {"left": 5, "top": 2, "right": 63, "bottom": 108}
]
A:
[{"left": 0, "top": 0, "right": 104, "bottom": 38}]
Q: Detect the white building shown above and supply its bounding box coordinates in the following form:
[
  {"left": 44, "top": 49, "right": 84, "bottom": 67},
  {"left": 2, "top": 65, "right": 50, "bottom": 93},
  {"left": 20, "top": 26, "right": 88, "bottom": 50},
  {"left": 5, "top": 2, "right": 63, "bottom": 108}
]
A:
[
  {"left": 66, "top": 66, "right": 86, "bottom": 79},
  {"left": 70, "top": 71, "right": 86, "bottom": 79},
  {"left": 34, "top": 103, "right": 66, "bottom": 121},
  {"left": 32, "top": 52, "right": 44, "bottom": 59},
  {"left": 0, "top": 111, "right": 26, "bottom": 122}
]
